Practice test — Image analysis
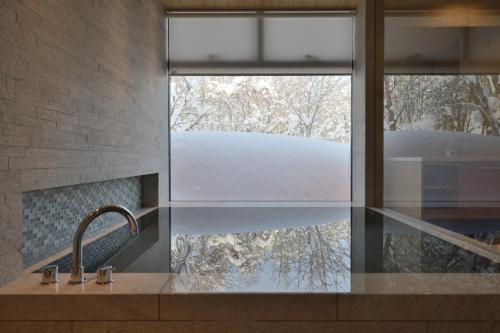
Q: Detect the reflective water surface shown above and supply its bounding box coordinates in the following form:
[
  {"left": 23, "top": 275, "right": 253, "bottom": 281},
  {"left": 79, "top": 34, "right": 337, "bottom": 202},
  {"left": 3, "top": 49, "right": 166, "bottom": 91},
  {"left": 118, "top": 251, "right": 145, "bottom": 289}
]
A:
[
  {"left": 103, "top": 207, "right": 500, "bottom": 292},
  {"left": 171, "top": 210, "right": 351, "bottom": 292}
]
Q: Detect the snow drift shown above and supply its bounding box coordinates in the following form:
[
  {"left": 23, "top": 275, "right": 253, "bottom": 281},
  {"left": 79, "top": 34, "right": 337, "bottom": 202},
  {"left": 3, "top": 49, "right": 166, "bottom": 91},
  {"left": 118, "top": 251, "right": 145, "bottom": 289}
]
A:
[
  {"left": 171, "top": 131, "right": 351, "bottom": 201},
  {"left": 385, "top": 130, "right": 500, "bottom": 158},
  {"left": 171, "top": 130, "right": 500, "bottom": 201}
]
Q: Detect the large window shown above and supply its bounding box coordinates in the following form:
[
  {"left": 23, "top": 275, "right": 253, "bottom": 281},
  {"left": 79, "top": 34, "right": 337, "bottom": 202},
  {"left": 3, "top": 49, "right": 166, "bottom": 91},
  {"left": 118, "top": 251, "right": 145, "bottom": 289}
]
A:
[
  {"left": 383, "top": 10, "right": 500, "bottom": 222},
  {"left": 170, "top": 75, "right": 351, "bottom": 201},
  {"left": 168, "top": 13, "right": 353, "bottom": 201}
]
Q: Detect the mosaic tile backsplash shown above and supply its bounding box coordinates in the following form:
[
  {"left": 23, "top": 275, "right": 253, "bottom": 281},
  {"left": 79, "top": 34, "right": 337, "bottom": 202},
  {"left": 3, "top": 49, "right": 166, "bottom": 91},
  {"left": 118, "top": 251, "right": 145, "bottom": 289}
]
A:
[
  {"left": 36, "top": 209, "right": 157, "bottom": 273},
  {"left": 37, "top": 224, "right": 133, "bottom": 274},
  {"left": 23, "top": 177, "right": 142, "bottom": 267}
]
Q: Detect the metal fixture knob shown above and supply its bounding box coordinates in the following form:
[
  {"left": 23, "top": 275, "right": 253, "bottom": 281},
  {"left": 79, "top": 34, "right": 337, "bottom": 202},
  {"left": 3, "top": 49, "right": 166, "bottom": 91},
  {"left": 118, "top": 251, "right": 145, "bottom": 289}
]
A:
[
  {"left": 40, "top": 265, "right": 59, "bottom": 284},
  {"left": 70, "top": 205, "right": 138, "bottom": 284},
  {"left": 96, "top": 265, "right": 114, "bottom": 284}
]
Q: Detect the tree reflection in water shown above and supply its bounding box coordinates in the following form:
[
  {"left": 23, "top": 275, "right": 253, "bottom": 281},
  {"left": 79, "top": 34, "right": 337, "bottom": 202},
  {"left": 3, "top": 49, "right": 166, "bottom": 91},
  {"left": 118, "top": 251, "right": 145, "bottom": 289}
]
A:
[
  {"left": 170, "top": 221, "right": 351, "bottom": 292},
  {"left": 383, "top": 233, "right": 500, "bottom": 273}
]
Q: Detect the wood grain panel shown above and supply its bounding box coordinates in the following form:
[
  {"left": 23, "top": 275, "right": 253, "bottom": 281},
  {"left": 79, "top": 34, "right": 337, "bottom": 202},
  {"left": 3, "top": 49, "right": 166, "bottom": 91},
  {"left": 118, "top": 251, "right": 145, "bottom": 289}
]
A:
[
  {"left": 385, "top": 0, "right": 500, "bottom": 11},
  {"left": 162, "top": 0, "right": 499, "bottom": 11},
  {"left": 162, "top": 0, "right": 358, "bottom": 10}
]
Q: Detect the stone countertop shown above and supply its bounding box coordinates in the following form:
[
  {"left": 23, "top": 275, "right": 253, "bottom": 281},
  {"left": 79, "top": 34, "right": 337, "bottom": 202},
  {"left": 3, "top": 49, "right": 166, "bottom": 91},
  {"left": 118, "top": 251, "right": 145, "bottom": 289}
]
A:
[
  {"left": 0, "top": 273, "right": 500, "bottom": 322},
  {"left": 165, "top": 272, "right": 500, "bottom": 295},
  {"left": 0, "top": 273, "right": 499, "bottom": 333},
  {"left": 0, "top": 273, "right": 169, "bottom": 321},
  {"left": 2, "top": 273, "right": 500, "bottom": 296},
  {"left": 1, "top": 273, "right": 500, "bottom": 322},
  {"left": 0, "top": 273, "right": 170, "bottom": 295}
]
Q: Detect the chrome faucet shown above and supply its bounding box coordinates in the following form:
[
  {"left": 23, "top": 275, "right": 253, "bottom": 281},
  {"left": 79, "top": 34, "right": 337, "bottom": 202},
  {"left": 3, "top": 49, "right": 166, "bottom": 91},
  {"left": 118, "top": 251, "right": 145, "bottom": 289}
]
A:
[{"left": 69, "top": 205, "right": 139, "bottom": 284}]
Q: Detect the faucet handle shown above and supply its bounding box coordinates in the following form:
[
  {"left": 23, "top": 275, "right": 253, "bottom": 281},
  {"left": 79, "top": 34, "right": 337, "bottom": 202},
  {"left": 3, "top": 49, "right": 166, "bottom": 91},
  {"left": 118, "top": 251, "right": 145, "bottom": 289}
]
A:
[
  {"left": 40, "top": 265, "right": 59, "bottom": 284},
  {"left": 96, "top": 265, "right": 114, "bottom": 284}
]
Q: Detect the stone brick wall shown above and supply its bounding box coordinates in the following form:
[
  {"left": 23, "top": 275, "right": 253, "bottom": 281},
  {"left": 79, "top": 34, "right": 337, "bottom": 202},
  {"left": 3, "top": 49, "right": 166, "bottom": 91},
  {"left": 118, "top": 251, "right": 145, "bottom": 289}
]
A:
[{"left": 0, "top": 0, "right": 169, "bottom": 285}]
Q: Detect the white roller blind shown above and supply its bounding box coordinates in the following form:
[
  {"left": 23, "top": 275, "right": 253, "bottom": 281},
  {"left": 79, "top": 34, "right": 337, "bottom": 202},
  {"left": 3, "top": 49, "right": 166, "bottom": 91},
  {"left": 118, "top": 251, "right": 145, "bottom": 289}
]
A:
[
  {"left": 385, "top": 13, "right": 500, "bottom": 74},
  {"left": 168, "top": 13, "right": 353, "bottom": 75}
]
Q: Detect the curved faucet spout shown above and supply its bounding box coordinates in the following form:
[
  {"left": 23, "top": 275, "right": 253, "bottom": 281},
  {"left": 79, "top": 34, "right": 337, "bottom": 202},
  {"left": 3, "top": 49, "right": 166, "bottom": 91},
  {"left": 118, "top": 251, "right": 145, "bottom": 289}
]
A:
[{"left": 69, "top": 205, "right": 139, "bottom": 284}]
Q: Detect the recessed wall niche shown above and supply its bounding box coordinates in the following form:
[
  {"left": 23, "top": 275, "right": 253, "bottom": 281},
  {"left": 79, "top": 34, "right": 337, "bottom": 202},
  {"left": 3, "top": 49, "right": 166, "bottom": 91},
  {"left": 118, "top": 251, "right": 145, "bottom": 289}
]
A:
[{"left": 22, "top": 174, "right": 158, "bottom": 268}]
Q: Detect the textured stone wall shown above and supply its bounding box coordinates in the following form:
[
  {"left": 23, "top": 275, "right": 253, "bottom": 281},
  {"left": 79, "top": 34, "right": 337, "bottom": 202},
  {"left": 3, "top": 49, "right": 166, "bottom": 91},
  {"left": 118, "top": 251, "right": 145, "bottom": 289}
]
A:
[{"left": 0, "top": 0, "right": 169, "bottom": 284}]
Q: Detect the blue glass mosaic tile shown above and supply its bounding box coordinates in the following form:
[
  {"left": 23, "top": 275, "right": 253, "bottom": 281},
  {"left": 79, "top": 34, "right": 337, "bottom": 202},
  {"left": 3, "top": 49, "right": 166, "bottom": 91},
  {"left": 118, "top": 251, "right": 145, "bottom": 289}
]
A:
[{"left": 22, "top": 177, "right": 142, "bottom": 267}]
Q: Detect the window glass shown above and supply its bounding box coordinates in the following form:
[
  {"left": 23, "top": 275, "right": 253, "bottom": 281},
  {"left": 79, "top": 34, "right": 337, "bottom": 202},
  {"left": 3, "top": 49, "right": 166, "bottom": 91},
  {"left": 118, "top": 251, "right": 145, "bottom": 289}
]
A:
[
  {"left": 170, "top": 76, "right": 351, "bottom": 201},
  {"left": 384, "top": 8, "right": 500, "bottom": 225}
]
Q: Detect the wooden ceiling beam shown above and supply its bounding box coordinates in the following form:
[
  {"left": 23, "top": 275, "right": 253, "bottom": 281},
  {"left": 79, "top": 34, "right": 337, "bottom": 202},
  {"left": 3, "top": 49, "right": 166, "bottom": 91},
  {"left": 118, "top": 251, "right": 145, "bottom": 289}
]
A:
[
  {"left": 162, "top": 0, "right": 499, "bottom": 12},
  {"left": 161, "top": 0, "right": 358, "bottom": 11},
  {"left": 385, "top": 0, "right": 500, "bottom": 11}
]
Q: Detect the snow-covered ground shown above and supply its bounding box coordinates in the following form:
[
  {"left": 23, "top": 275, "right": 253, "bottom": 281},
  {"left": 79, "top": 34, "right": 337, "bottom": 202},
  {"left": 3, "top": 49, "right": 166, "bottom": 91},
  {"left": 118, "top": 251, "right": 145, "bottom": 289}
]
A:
[
  {"left": 171, "top": 131, "right": 351, "bottom": 201},
  {"left": 171, "top": 130, "right": 500, "bottom": 201},
  {"left": 385, "top": 130, "right": 500, "bottom": 158}
]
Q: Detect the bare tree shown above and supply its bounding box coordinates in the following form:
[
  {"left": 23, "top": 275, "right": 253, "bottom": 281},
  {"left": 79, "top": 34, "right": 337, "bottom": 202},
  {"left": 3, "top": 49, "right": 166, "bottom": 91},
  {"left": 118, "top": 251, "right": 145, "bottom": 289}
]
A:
[
  {"left": 384, "top": 74, "right": 500, "bottom": 136},
  {"left": 169, "top": 76, "right": 352, "bottom": 143},
  {"left": 170, "top": 221, "right": 351, "bottom": 292}
]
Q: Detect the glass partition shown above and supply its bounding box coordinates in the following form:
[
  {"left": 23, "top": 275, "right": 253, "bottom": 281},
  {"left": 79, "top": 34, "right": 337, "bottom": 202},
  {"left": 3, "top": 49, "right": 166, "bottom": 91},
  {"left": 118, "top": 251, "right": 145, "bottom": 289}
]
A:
[{"left": 383, "top": 5, "right": 500, "bottom": 241}]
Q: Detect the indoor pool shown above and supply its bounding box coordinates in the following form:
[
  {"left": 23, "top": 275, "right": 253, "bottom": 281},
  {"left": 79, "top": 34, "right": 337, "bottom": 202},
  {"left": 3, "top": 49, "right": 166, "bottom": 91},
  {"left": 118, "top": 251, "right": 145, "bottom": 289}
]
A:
[{"left": 38, "top": 206, "right": 500, "bottom": 292}]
